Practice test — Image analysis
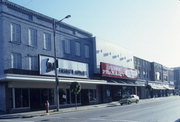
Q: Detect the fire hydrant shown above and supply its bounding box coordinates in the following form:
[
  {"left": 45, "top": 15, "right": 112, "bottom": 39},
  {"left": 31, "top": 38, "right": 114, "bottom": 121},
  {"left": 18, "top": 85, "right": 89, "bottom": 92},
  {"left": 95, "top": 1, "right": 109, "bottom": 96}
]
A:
[{"left": 45, "top": 100, "right": 49, "bottom": 113}]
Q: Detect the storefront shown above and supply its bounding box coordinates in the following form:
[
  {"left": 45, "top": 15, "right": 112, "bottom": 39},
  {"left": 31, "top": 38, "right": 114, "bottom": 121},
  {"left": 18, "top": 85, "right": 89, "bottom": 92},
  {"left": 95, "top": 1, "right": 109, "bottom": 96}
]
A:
[
  {"left": 2, "top": 74, "right": 107, "bottom": 113},
  {"left": 0, "top": 55, "right": 106, "bottom": 113},
  {"left": 97, "top": 62, "right": 145, "bottom": 102},
  {"left": 147, "top": 81, "right": 175, "bottom": 98}
]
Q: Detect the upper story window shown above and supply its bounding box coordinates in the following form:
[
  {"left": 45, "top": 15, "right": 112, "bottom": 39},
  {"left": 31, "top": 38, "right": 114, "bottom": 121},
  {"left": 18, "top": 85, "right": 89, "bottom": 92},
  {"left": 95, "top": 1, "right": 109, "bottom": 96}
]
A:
[
  {"left": 63, "top": 39, "right": 70, "bottom": 54},
  {"left": 11, "top": 52, "right": 22, "bottom": 69},
  {"left": 84, "top": 45, "right": 90, "bottom": 58},
  {"left": 75, "top": 42, "right": 80, "bottom": 56},
  {"left": 43, "top": 33, "right": 51, "bottom": 50},
  {"left": 10, "top": 23, "right": 21, "bottom": 43},
  {"left": 28, "top": 28, "right": 37, "bottom": 47},
  {"left": 28, "top": 56, "right": 38, "bottom": 71}
]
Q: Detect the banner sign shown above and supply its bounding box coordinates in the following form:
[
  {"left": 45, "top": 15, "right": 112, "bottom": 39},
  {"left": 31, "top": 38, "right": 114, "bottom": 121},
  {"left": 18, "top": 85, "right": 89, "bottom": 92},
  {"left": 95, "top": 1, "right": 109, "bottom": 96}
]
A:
[
  {"left": 39, "top": 55, "right": 89, "bottom": 78},
  {"left": 101, "top": 62, "right": 138, "bottom": 80}
]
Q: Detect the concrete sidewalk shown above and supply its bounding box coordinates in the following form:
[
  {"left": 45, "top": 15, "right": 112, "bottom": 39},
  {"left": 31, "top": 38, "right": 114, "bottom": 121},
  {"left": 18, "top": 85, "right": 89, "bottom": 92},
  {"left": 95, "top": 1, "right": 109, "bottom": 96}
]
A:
[
  {"left": 0, "top": 101, "right": 120, "bottom": 119},
  {"left": 0, "top": 96, "right": 177, "bottom": 119}
]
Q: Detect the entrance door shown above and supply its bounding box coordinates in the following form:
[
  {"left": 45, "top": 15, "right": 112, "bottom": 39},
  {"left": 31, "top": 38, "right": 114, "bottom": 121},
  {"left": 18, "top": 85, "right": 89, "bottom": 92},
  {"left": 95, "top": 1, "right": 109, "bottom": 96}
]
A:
[{"left": 30, "top": 89, "right": 41, "bottom": 110}]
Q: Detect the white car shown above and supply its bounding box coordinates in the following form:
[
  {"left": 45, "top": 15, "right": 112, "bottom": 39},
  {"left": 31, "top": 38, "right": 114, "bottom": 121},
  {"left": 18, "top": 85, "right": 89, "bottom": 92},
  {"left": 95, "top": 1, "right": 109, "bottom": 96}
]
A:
[{"left": 119, "top": 94, "right": 139, "bottom": 105}]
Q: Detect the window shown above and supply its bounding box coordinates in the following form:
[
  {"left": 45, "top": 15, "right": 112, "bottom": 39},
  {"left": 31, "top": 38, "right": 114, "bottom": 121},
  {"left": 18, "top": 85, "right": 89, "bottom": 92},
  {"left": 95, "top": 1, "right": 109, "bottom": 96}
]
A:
[
  {"left": 75, "top": 42, "right": 80, "bottom": 56},
  {"left": 28, "top": 28, "right": 37, "bottom": 47},
  {"left": 63, "top": 40, "right": 70, "bottom": 54},
  {"left": 15, "top": 88, "right": 29, "bottom": 108},
  {"left": 28, "top": 56, "right": 38, "bottom": 70},
  {"left": 10, "top": 23, "right": 21, "bottom": 43},
  {"left": 84, "top": 45, "right": 90, "bottom": 58},
  {"left": 43, "top": 33, "right": 51, "bottom": 50},
  {"left": 89, "top": 89, "right": 96, "bottom": 102},
  {"left": 11, "top": 53, "right": 22, "bottom": 69}
]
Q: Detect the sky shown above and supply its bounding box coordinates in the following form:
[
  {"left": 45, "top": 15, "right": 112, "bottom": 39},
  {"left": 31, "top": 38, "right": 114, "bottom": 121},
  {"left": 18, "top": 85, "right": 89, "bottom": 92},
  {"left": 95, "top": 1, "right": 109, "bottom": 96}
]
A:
[{"left": 8, "top": 0, "right": 180, "bottom": 68}]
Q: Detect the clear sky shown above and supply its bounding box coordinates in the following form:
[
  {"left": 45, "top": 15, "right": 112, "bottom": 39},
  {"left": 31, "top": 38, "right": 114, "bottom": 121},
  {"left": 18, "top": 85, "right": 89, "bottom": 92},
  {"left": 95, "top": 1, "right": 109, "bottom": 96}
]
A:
[{"left": 9, "top": 0, "right": 180, "bottom": 68}]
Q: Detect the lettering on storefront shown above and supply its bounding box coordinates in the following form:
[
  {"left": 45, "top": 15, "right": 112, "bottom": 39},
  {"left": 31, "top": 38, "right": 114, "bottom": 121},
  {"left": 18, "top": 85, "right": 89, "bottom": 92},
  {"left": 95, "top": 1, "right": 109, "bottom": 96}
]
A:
[
  {"left": 58, "top": 68, "right": 87, "bottom": 76},
  {"left": 39, "top": 55, "right": 89, "bottom": 78},
  {"left": 101, "top": 62, "right": 138, "bottom": 80}
]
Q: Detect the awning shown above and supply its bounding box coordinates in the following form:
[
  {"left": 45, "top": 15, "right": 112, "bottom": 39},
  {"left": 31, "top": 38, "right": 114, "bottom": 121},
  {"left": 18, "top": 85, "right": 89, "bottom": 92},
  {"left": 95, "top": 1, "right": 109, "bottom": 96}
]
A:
[
  {"left": 148, "top": 83, "right": 165, "bottom": 90},
  {"left": 163, "top": 86, "right": 175, "bottom": 90},
  {"left": 107, "top": 80, "right": 143, "bottom": 87},
  {"left": 0, "top": 74, "right": 107, "bottom": 85}
]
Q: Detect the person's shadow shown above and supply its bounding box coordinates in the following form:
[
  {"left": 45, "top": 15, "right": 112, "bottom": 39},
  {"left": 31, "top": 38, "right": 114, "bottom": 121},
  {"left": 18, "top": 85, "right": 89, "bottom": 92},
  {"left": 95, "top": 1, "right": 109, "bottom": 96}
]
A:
[{"left": 175, "top": 118, "right": 180, "bottom": 122}]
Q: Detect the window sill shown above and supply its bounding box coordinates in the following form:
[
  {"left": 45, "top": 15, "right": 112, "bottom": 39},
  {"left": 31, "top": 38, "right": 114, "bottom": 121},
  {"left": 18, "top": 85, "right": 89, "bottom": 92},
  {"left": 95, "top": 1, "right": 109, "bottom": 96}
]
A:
[
  {"left": 9, "top": 41, "right": 21, "bottom": 45},
  {"left": 27, "top": 45, "right": 37, "bottom": 49},
  {"left": 43, "top": 48, "right": 51, "bottom": 51}
]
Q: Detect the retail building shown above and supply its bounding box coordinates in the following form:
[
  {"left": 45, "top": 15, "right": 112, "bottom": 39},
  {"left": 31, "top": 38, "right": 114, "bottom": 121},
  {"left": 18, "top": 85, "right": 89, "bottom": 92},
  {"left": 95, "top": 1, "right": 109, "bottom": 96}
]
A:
[{"left": 0, "top": 0, "right": 105, "bottom": 113}]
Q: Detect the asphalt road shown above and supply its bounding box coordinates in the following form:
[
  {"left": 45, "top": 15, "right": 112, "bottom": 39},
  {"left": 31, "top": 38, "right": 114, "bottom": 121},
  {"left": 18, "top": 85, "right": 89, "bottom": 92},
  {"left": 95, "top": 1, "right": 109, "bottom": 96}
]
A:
[{"left": 1, "top": 96, "right": 180, "bottom": 122}]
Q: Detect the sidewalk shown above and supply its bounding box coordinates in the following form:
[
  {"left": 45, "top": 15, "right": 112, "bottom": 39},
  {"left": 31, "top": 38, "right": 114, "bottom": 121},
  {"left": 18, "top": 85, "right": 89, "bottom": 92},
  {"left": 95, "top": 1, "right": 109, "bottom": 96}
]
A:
[
  {"left": 0, "top": 96, "right": 177, "bottom": 119},
  {"left": 0, "top": 101, "right": 120, "bottom": 119}
]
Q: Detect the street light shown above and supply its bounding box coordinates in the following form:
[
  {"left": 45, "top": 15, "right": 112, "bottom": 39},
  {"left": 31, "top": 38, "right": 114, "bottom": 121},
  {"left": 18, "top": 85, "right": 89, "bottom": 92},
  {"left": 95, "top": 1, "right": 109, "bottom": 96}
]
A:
[{"left": 53, "top": 15, "right": 71, "bottom": 111}]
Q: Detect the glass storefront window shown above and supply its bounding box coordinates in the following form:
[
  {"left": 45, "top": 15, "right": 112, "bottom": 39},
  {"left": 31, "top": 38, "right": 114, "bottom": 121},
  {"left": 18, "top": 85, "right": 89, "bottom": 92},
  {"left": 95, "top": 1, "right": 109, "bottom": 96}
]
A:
[
  {"left": 60, "top": 89, "right": 81, "bottom": 105},
  {"left": 15, "top": 89, "right": 21, "bottom": 108},
  {"left": 15, "top": 88, "right": 29, "bottom": 108},
  {"left": 89, "top": 89, "right": 96, "bottom": 102},
  {"left": 59, "top": 89, "right": 67, "bottom": 104},
  {"left": 49, "top": 89, "right": 54, "bottom": 105}
]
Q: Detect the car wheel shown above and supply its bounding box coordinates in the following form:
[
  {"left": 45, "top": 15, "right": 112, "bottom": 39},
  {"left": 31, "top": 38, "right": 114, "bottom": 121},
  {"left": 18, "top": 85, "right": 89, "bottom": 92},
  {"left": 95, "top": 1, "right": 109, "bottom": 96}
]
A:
[
  {"left": 128, "top": 101, "right": 131, "bottom": 104},
  {"left": 136, "top": 100, "right": 139, "bottom": 103},
  {"left": 120, "top": 103, "right": 123, "bottom": 106}
]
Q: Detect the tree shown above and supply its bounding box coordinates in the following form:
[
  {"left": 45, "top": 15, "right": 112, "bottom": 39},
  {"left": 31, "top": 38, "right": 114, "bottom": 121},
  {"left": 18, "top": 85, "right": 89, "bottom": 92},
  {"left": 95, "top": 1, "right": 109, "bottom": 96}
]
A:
[{"left": 70, "top": 82, "right": 81, "bottom": 109}]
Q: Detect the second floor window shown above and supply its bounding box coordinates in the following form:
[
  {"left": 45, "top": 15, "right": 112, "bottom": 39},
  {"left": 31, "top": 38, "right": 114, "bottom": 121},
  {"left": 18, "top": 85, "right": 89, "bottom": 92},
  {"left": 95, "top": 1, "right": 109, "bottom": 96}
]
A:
[
  {"left": 84, "top": 45, "right": 90, "bottom": 58},
  {"left": 28, "top": 56, "right": 38, "bottom": 70},
  {"left": 10, "top": 23, "right": 21, "bottom": 43},
  {"left": 43, "top": 33, "right": 51, "bottom": 50},
  {"left": 28, "top": 28, "right": 37, "bottom": 47},
  {"left": 75, "top": 42, "right": 80, "bottom": 56},
  {"left": 63, "top": 40, "right": 70, "bottom": 54},
  {"left": 11, "top": 53, "right": 22, "bottom": 69}
]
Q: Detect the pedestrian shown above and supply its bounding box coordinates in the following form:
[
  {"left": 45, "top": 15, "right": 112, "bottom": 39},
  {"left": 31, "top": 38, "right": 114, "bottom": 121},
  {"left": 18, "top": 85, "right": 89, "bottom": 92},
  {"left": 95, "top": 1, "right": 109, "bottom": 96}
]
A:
[{"left": 45, "top": 100, "right": 49, "bottom": 113}]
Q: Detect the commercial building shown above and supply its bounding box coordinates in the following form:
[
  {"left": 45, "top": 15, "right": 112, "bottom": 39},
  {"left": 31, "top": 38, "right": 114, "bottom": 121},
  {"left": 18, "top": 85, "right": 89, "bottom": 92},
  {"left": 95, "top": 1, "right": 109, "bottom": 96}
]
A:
[
  {"left": 95, "top": 41, "right": 144, "bottom": 102},
  {"left": 0, "top": 0, "right": 106, "bottom": 113},
  {"left": 174, "top": 67, "right": 180, "bottom": 90},
  {"left": 134, "top": 57, "right": 175, "bottom": 98}
]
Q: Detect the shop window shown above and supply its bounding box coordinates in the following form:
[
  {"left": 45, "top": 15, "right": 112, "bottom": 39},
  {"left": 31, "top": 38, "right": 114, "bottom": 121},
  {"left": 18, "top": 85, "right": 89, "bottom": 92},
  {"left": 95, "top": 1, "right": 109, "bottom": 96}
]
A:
[
  {"left": 59, "top": 89, "right": 67, "bottom": 104},
  {"left": 40, "top": 89, "right": 54, "bottom": 106},
  {"left": 70, "top": 91, "right": 81, "bottom": 104},
  {"left": 89, "top": 89, "right": 96, "bottom": 102},
  {"left": 15, "top": 88, "right": 29, "bottom": 108},
  {"left": 66, "top": 89, "right": 70, "bottom": 104},
  {"left": 61, "top": 89, "right": 81, "bottom": 105},
  {"left": 49, "top": 89, "right": 54, "bottom": 105}
]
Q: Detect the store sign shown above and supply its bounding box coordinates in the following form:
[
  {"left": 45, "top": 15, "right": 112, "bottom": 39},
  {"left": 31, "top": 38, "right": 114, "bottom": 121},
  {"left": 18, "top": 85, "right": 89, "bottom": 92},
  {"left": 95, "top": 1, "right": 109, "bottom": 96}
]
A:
[
  {"left": 101, "top": 62, "right": 138, "bottom": 80},
  {"left": 39, "top": 55, "right": 89, "bottom": 78}
]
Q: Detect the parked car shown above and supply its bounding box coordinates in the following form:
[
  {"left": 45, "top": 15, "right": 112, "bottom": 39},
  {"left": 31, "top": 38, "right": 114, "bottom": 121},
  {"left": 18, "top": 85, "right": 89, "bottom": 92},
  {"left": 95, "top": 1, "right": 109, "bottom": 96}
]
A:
[{"left": 119, "top": 94, "right": 139, "bottom": 105}]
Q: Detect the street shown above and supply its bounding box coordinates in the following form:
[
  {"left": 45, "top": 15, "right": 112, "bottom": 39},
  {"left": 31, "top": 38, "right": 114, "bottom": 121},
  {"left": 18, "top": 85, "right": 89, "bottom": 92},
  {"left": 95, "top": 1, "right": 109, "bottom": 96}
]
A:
[{"left": 1, "top": 96, "right": 180, "bottom": 122}]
